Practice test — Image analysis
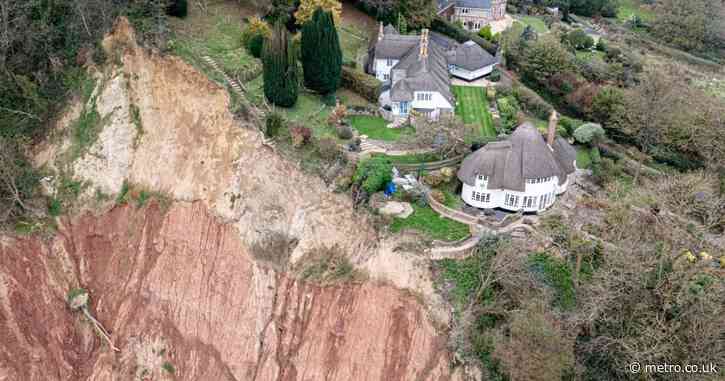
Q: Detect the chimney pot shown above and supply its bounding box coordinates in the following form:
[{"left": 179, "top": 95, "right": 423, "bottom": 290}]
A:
[{"left": 547, "top": 110, "right": 559, "bottom": 148}]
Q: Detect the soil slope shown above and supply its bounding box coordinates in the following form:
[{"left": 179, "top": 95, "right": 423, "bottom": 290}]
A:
[{"left": 0, "top": 18, "right": 458, "bottom": 381}]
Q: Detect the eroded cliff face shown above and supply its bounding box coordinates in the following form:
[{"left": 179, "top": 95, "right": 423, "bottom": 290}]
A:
[
  {"left": 0, "top": 18, "right": 458, "bottom": 381},
  {"left": 1, "top": 203, "right": 453, "bottom": 380}
]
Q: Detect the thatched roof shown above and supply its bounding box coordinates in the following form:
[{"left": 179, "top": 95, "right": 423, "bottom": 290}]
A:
[{"left": 457, "top": 123, "right": 577, "bottom": 191}]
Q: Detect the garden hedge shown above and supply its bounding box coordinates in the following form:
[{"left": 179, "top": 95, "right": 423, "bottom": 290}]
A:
[
  {"left": 430, "top": 17, "right": 498, "bottom": 56},
  {"left": 341, "top": 66, "right": 382, "bottom": 103}
]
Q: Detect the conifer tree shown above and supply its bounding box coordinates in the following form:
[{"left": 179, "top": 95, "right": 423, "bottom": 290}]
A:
[
  {"left": 263, "top": 22, "right": 299, "bottom": 108},
  {"left": 301, "top": 8, "right": 342, "bottom": 95}
]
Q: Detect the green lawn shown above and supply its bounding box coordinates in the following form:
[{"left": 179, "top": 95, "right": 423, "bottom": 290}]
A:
[
  {"left": 350, "top": 115, "right": 414, "bottom": 141},
  {"left": 452, "top": 86, "right": 496, "bottom": 137},
  {"left": 616, "top": 0, "right": 655, "bottom": 23},
  {"left": 575, "top": 50, "right": 607, "bottom": 62},
  {"left": 517, "top": 16, "right": 549, "bottom": 34},
  {"left": 390, "top": 204, "right": 470, "bottom": 241}
]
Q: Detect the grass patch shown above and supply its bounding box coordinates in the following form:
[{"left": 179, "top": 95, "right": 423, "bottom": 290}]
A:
[
  {"left": 616, "top": 0, "right": 655, "bottom": 23},
  {"left": 69, "top": 96, "right": 104, "bottom": 162},
  {"left": 299, "top": 245, "right": 360, "bottom": 283},
  {"left": 169, "top": 12, "right": 260, "bottom": 83},
  {"left": 517, "top": 16, "right": 549, "bottom": 34},
  {"left": 390, "top": 204, "right": 470, "bottom": 241},
  {"left": 575, "top": 50, "right": 606, "bottom": 61},
  {"left": 350, "top": 115, "right": 413, "bottom": 141},
  {"left": 528, "top": 253, "right": 576, "bottom": 310},
  {"left": 452, "top": 86, "right": 496, "bottom": 138}
]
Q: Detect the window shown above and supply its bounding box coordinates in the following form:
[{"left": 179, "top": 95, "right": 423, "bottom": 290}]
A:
[
  {"left": 505, "top": 194, "right": 519, "bottom": 208},
  {"left": 539, "top": 195, "right": 546, "bottom": 210},
  {"left": 523, "top": 196, "right": 534, "bottom": 209},
  {"left": 386, "top": 59, "right": 394, "bottom": 66},
  {"left": 416, "top": 92, "right": 432, "bottom": 101},
  {"left": 460, "top": 8, "right": 469, "bottom": 14},
  {"left": 383, "top": 74, "right": 390, "bottom": 81},
  {"left": 477, "top": 175, "right": 488, "bottom": 182},
  {"left": 400, "top": 102, "right": 410, "bottom": 114},
  {"left": 472, "top": 191, "right": 490, "bottom": 203}
]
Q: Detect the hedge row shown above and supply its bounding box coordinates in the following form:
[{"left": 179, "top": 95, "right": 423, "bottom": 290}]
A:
[
  {"left": 341, "top": 66, "right": 382, "bottom": 103},
  {"left": 430, "top": 17, "right": 498, "bottom": 56}
]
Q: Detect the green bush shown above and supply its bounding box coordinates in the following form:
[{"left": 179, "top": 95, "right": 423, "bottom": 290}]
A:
[
  {"left": 337, "top": 125, "right": 353, "bottom": 140},
  {"left": 564, "top": 29, "right": 594, "bottom": 50},
  {"left": 559, "top": 116, "right": 584, "bottom": 137},
  {"left": 247, "top": 34, "right": 265, "bottom": 58},
  {"left": 265, "top": 111, "right": 285, "bottom": 137},
  {"left": 488, "top": 68, "right": 501, "bottom": 82},
  {"left": 595, "top": 38, "right": 607, "bottom": 52},
  {"left": 496, "top": 96, "right": 520, "bottom": 133},
  {"left": 512, "top": 85, "right": 554, "bottom": 121},
  {"left": 478, "top": 25, "right": 493, "bottom": 41},
  {"left": 353, "top": 156, "right": 392, "bottom": 194},
  {"left": 340, "top": 66, "right": 382, "bottom": 103},
  {"left": 573, "top": 123, "right": 605, "bottom": 145},
  {"left": 48, "top": 198, "right": 62, "bottom": 217}
]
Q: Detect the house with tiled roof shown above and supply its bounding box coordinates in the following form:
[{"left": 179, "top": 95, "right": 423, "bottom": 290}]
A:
[
  {"left": 370, "top": 25, "right": 498, "bottom": 121},
  {"left": 438, "top": 0, "right": 508, "bottom": 31}
]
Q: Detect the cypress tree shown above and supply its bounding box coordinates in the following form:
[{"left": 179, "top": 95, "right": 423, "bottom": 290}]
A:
[
  {"left": 263, "top": 22, "right": 299, "bottom": 108},
  {"left": 301, "top": 8, "right": 342, "bottom": 95}
]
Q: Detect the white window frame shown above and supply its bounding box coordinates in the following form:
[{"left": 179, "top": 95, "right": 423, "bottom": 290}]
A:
[{"left": 386, "top": 59, "right": 394, "bottom": 67}]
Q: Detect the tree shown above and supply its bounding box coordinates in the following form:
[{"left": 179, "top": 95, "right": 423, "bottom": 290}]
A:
[
  {"left": 520, "top": 35, "right": 576, "bottom": 86},
  {"left": 294, "top": 0, "right": 341, "bottom": 26},
  {"left": 563, "top": 29, "right": 594, "bottom": 50},
  {"left": 493, "top": 302, "right": 575, "bottom": 381},
  {"left": 301, "top": 8, "right": 342, "bottom": 95},
  {"left": 166, "top": 0, "right": 188, "bottom": 17},
  {"left": 353, "top": 156, "right": 393, "bottom": 193},
  {"left": 652, "top": 0, "right": 723, "bottom": 52},
  {"left": 396, "top": 0, "right": 437, "bottom": 29},
  {"left": 591, "top": 86, "right": 625, "bottom": 126},
  {"left": 573, "top": 123, "right": 605, "bottom": 146},
  {"left": 0, "top": 136, "right": 40, "bottom": 225},
  {"left": 263, "top": 22, "right": 299, "bottom": 107},
  {"left": 241, "top": 16, "right": 271, "bottom": 58}
]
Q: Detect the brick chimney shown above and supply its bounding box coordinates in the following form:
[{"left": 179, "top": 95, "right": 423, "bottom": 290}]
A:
[
  {"left": 418, "top": 29, "right": 429, "bottom": 60},
  {"left": 378, "top": 22, "right": 384, "bottom": 41},
  {"left": 547, "top": 110, "right": 559, "bottom": 148}
]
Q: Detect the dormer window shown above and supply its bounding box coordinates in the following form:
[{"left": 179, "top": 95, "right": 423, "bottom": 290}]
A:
[
  {"left": 478, "top": 175, "right": 488, "bottom": 181},
  {"left": 416, "top": 92, "right": 433, "bottom": 101},
  {"left": 387, "top": 59, "right": 394, "bottom": 66}
]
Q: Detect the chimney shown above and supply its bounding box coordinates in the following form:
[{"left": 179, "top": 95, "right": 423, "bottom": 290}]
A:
[
  {"left": 547, "top": 110, "right": 559, "bottom": 148},
  {"left": 418, "top": 29, "right": 429, "bottom": 60},
  {"left": 378, "top": 22, "right": 384, "bottom": 41}
]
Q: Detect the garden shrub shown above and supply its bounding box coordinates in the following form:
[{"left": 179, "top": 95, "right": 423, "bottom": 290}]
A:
[
  {"left": 559, "top": 116, "right": 583, "bottom": 137},
  {"left": 563, "top": 29, "right": 594, "bottom": 50},
  {"left": 337, "top": 125, "right": 353, "bottom": 140},
  {"left": 429, "top": 189, "right": 445, "bottom": 204},
  {"left": 496, "top": 96, "right": 520, "bottom": 133},
  {"left": 317, "top": 137, "right": 340, "bottom": 160},
  {"left": 573, "top": 123, "right": 605, "bottom": 145},
  {"left": 353, "top": 156, "right": 392, "bottom": 194},
  {"left": 242, "top": 17, "right": 271, "bottom": 58},
  {"left": 512, "top": 85, "right": 554, "bottom": 121},
  {"left": 340, "top": 66, "right": 382, "bottom": 103},
  {"left": 265, "top": 111, "right": 285, "bottom": 138},
  {"left": 290, "top": 124, "right": 312, "bottom": 147},
  {"left": 488, "top": 68, "right": 501, "bottom": 82}
]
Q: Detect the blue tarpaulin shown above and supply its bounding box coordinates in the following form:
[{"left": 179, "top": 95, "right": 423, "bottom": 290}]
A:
[{"left": 384, "top": 182, "right": 397, "bottom": 197}]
